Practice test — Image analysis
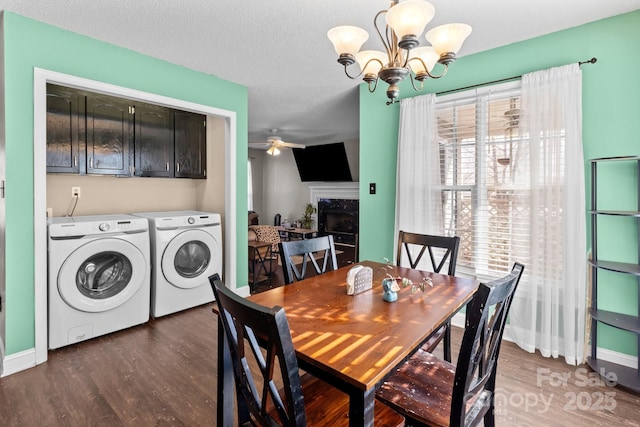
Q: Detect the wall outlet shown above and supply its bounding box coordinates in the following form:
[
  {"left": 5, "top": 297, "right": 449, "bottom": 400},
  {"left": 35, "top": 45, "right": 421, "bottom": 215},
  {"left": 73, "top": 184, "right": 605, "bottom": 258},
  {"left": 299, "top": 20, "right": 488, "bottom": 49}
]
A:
[{"left": 71, "top": 186, "right": 81, "bottom": 198}]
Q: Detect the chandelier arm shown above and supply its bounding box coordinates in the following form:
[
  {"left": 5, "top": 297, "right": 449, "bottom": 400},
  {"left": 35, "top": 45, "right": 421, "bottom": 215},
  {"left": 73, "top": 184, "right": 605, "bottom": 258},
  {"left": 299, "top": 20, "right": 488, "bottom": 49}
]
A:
[
  {"left": 343, "top": 64, "right": 364, "bottom": 80},
  {"left": 407, "top": 58, "right": 450, "bottom": 79},
  {"left": 386, "top": 25, "right": 405, "bottom": 67},
  {"left": 408, "top": 73, "right": 425, "bottom": 92},
  {"left": 428, "top": 64, "right": 449, "bottom": 79},
  {"left": 368, "top": 78, "right": 379, "bottom": 94},
  {"left": 366, "top": 58, "right": 385, "bottom": 72},
  {"left": 400, "top": 49, "right": 410, "bottom": 68},
  {"left": 374, "top": 9, "right": 392, "bottom": 59}
]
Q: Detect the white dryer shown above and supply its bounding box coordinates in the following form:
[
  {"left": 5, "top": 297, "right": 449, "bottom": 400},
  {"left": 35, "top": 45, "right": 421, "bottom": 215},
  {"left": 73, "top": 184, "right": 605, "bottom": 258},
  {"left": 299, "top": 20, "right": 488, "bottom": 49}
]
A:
[
  {"left": 132, "top": 211, "right": 222, "bottom": 318},
  {"left": 48, "top": 214, "right": 151, "bottom": 349}
]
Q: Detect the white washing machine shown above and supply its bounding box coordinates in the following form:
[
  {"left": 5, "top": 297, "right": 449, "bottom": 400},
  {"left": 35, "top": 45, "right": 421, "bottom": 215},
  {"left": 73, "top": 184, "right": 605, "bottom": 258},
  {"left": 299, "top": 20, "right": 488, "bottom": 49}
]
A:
[
  {"left": 48, "top": 214, "right": 151, "bottom": 349},
  {"left": 132, "top": 211, "right": 222, "bottom": 318}
]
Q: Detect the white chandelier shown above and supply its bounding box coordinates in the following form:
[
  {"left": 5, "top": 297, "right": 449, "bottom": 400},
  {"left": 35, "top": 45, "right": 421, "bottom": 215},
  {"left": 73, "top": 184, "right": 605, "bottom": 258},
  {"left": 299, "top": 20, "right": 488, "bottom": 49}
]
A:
[{"left": 327, "top": 0, "right": 472, "bottom": 105}]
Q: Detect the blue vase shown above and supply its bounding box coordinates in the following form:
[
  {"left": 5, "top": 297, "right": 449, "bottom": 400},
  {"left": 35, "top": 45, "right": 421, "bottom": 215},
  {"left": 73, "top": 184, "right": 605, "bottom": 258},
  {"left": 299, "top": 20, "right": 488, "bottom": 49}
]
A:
[{"left": 382, "top": 278, "right": 398, "bottom": 302}]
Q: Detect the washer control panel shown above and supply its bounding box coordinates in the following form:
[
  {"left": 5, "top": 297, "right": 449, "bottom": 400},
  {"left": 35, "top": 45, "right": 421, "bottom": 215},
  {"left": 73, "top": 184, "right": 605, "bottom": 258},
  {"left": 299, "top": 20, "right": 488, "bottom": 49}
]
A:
[{"left": 48, "top": 215, "right": 149, "bottom": 238}]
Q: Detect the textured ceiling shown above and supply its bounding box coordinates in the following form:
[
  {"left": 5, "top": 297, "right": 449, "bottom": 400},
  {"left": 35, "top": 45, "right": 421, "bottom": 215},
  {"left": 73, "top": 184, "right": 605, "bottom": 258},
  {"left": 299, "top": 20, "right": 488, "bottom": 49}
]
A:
[{"left": 1, "top": 0, "right": 638, "bottom": 145}]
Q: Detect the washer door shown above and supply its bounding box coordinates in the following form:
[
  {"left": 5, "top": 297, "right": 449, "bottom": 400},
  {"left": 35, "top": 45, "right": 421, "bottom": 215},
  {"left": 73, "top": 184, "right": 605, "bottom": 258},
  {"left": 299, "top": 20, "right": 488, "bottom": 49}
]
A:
[
  {"left": 161, "top": 229, "right": 221, "bottom": 289},
  {"left": 58, "top": 238, "right": 147, "bottom": 313}
]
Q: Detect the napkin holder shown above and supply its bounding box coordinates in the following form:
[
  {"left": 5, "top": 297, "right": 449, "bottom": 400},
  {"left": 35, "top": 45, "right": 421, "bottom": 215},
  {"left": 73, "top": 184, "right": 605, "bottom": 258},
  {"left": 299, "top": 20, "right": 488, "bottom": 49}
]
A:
[{"left": 346, "top": 265, "right": 373, "bottom": 295}]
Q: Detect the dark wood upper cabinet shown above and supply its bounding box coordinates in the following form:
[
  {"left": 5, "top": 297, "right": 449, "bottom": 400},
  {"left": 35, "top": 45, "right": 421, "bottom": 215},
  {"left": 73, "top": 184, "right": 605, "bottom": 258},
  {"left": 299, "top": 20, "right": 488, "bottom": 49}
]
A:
[
  {"left": 46, "top": 84, "right": 207, "bottom": 179},
  {"left": 174, "top": 110, "right": 207, "bottom": 179},
  {"left": 134, "top": 103, "right": 174, "bottom": 177},
  {"left": 46, "top": 85, "right": 85, "bottom": 174},
  {"left": 85, "top": 93, "right": 132, "bottom": 176}
]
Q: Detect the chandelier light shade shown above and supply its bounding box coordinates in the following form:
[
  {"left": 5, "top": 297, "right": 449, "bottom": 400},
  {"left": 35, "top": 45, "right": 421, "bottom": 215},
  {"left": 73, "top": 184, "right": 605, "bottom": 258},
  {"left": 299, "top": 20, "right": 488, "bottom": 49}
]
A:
[
  {"left": 266, "top": 145, "right": 280, "bottom": 156},
  {"left": 385, "top": 0, "right": 434, "bottom": 47},
  {"left": 327, "top": 26, "right": 369, "bottom": 58},
  {"left": 426, "top": 23, "right": 473, "bottom": 61},
  {"left": 327, "top": 0, "right": 472, "bottom": 104},
  {"left": 409, "top": 46, "right": 439, "bottom": 76},
  {"left": 356, "top": 50, "right": 387, "bottom": 77}
]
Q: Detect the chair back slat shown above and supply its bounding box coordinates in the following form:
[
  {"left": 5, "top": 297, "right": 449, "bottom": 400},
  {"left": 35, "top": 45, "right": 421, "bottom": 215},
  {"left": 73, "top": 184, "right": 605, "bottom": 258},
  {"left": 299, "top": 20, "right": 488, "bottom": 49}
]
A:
[
  {"left": 278, "top": 235, "right": 338, "bottom": 284},
  {"left": 451, "top": 262, "right": 525, "bottom": 427},
  {"left": 397, "top": 230, "right": 460, "bottom": 275},
  {"left": 210, "top": 274, "right": 306, "bottom": 426}
]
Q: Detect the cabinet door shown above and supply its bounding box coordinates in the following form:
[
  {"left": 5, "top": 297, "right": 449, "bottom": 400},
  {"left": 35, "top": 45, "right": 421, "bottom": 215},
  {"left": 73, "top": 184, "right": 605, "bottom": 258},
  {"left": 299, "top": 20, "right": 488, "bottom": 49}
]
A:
[
  {"left": 134, "top": 103, "right": 174, "bottom": 177},
  {"left": 86, "top": 93, "right": 132, "bottom": 176},
  {"left": 46, "top": 84, "right": 85, "bottom": 174},
  {"left": 174, "top": 111, "right": 206, "bottom": 179}
]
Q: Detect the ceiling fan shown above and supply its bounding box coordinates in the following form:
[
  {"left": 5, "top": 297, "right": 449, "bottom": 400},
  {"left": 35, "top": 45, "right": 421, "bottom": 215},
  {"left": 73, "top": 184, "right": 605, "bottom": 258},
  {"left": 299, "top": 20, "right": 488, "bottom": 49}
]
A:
[{"left": 249, "top": 129, "right": 305, "bottom": 156}]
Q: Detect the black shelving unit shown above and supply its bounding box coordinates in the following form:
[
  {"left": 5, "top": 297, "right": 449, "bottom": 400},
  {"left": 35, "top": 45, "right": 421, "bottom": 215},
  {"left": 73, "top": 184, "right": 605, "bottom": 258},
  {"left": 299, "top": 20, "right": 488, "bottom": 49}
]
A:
[{"left": 588, "top": 155, "right": 640, "bottom": 393}]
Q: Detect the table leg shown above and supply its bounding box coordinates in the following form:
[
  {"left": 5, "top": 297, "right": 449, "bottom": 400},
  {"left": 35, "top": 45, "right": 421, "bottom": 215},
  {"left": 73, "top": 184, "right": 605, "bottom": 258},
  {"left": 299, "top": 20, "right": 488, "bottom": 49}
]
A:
[
  {"left": 349, "top": 389, "right": 375, "bottom": 427},
  {"left": 249, "top": 245, "right": 273, "bottom": 291},
  {"left": 256, "top": 245, "right": 272, "bottom": 287}
]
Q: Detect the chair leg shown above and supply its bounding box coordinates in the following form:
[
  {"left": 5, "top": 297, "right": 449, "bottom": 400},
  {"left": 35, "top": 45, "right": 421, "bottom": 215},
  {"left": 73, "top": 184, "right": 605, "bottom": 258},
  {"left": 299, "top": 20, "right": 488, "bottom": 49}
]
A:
[
  {"left": 484, "top": 403, "right": 496, "bottom": 427},
  {"left": 443, "top": 321, "right": 452, "bottom": 363}
]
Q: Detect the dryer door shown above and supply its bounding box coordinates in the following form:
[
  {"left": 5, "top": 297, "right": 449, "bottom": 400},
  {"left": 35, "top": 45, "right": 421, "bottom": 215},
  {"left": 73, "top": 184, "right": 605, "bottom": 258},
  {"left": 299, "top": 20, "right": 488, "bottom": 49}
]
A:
[
  {"left": 161, "top": 229, "right": 221, "bottom": 289},
  {"left": 58, "top": 238, "right": 148, "bottom": 313}
]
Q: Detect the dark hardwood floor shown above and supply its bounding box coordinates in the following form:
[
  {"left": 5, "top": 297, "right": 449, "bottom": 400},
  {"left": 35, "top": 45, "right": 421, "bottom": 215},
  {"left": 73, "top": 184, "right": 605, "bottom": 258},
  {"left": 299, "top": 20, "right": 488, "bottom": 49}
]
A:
[{"left": 2, "top": 252, "right": 639, "bottom": 426}]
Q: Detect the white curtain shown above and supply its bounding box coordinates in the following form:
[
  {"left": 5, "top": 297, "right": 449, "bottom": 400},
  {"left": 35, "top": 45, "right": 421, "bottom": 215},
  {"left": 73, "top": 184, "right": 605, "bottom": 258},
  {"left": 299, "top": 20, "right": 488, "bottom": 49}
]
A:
[
  {"left": 394, "top": 95, "right": 442, "bottom": 266},
  {"left": 248, "top": 158, "right": 254, "bottom": 211},
  {"left": 509, "top": 64, "right": 587, "bottom": 365}
]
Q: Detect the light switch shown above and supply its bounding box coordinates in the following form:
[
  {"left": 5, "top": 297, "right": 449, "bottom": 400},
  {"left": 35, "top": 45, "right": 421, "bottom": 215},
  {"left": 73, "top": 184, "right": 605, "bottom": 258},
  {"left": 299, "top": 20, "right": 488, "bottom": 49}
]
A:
[{"left": 369, "top": 183, "right": 376, "bottom": 194}]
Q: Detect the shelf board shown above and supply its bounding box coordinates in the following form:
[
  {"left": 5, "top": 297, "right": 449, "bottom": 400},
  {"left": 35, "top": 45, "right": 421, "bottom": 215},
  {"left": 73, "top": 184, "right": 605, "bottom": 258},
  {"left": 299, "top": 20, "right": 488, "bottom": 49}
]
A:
[
  {"left": 590, "top": 308, "right": 640, "bottom": 333},
  {"left": 589, "top": 260, "right": 640, "bottom": 276},
  {"left": 591, "top": 210, "right": 640, "bottom": 217},
  {"left": 587, "top": 357, "right": 640, "bottom": 393},
  {"left": 590, "top": 155, "right": 640, "bottom": 162}
]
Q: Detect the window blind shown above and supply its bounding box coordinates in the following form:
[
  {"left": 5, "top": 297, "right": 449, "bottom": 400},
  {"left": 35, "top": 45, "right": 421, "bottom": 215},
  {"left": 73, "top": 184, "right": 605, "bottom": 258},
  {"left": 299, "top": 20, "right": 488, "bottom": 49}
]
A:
[{"left": 436, "top": 83, "right": 536, "bottom": 280}]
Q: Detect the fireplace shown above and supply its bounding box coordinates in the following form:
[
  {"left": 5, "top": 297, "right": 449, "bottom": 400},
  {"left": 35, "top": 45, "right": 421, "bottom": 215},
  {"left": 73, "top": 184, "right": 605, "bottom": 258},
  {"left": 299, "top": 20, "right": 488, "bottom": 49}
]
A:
[{"left": 317, "top": 198, "right": 359, "bottom": 246}]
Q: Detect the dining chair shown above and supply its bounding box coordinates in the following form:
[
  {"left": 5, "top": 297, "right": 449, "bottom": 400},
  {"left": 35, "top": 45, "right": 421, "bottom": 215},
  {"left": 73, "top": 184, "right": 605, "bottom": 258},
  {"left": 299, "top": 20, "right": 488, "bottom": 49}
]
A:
[
  {"left": 376, "top": 262, "right": 525, "bottom": 427},
  {"left": 209, "top": 274, "right": 405, "bottom": 427},
  {"left": 397, "top": 230, "right": 461, "bottom": 362},
  {"left": 248, "top": 225, "right": 282, "bottom": 291},
  {"left": 274, "top": 213, "right": 290, "bottom": 241},
  {"left": 278, "top": 235, "right": 338, "bottom": 284}
]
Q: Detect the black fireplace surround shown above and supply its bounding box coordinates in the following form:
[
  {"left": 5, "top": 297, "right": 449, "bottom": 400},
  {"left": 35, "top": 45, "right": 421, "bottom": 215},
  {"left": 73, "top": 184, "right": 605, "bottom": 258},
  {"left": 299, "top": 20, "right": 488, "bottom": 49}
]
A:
[{"left": 317, "top": 198, "right": 359, "bottom": 246}]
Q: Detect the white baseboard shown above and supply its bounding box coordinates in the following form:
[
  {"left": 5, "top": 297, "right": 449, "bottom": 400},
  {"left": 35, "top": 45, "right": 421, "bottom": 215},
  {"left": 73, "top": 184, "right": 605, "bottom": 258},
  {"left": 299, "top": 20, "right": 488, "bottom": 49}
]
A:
[
  {"left": 1, "top": 348, "right": 36, "bottom": 377},
  {"left": 596, "top": 347, "right": 638, "bottom": 369}
]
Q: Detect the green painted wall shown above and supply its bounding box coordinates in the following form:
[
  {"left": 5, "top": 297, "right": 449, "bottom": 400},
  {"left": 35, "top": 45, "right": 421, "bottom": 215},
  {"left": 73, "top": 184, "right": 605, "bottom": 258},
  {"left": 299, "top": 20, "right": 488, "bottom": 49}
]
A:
[
  {"left": 359, "top": 10, "right": 640, "bottom": 356},
  {"left": 2, "top": 12, "right": 248, "bottom": 355}
]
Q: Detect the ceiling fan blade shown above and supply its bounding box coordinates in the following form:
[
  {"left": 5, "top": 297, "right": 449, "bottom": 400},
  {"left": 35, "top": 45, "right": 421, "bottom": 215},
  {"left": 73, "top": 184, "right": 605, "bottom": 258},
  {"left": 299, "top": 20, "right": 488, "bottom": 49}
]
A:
[{"left": 280, "top": 142, "right": 306, "bottom": 149}]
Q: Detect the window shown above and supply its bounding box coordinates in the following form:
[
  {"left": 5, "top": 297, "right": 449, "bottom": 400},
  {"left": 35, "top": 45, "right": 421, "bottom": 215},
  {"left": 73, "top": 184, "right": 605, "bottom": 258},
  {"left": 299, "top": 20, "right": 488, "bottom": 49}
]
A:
[{"left": 436, "top": 82, "right": 536, "bottom": 280}]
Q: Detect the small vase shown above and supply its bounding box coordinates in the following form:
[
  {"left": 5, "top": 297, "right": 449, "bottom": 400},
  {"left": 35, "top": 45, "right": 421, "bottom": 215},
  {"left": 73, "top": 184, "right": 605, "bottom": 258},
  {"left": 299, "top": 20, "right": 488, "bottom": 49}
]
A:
[{"left": 382, "top": 278, "right": 398, "bottom": 303}]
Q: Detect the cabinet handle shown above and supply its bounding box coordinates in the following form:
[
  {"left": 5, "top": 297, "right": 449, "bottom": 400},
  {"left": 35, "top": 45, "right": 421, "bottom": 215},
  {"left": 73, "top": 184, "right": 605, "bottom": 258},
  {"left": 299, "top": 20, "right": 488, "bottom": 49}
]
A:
[
  {"left": 166, "top": 162, "right": 169, "bottom": 172},
  {"left": 90, "top": 158, "right": 93, "bottom": 169},
  {"left": 74, "top": 156, "right": 77, "bottom": 167},
  {"left": 176, "top": 163, "right": 180, "bottom": 173}
]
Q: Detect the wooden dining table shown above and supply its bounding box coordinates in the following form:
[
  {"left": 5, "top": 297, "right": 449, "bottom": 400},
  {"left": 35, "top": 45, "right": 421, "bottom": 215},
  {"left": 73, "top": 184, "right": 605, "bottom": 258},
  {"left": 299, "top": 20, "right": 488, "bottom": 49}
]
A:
[
  {"left": 275, "top": 225, "right": 317, "bottom": 240},
  {"left": 215, "top": 260, "right": 479, "bottom": 427}
]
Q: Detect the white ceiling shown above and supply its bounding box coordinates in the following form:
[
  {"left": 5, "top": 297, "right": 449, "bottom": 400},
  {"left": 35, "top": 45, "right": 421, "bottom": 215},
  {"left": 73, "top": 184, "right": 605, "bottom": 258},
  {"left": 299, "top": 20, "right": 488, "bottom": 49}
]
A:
[{"left": 1, "top": 0, "right": 638, "bottom": 145}]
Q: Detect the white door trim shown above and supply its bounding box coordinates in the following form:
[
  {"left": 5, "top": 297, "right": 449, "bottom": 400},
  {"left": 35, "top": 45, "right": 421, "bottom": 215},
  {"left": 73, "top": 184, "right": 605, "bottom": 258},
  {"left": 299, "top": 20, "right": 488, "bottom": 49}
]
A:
[{"left": 33, "top": 68, "right": 238, "bottom": 366}]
